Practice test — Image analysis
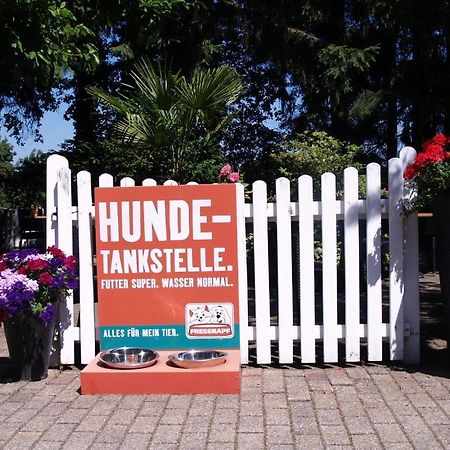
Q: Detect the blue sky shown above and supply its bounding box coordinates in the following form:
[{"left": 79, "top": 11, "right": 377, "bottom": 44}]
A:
[{"left": 5, "top": 103, "right": 74, "bottom": 162}]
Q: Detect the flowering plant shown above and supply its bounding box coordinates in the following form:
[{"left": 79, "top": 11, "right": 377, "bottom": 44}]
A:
[
  {"left": 404, "top": 133, "right": 450, "bottom": 210},
  {"left": 0, "top": 247, "right": 78, "bottom": 326},
  {"left": 219, "top": 163, "right": 240, "bottom": 183}
]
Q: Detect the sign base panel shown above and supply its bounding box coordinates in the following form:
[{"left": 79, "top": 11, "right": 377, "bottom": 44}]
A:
[{"left": 81, "top": 350, "right": 240, "bottom": 395}]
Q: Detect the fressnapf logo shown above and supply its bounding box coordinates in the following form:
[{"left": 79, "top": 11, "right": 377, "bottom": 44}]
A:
[{"left": 185, "top": 303, "right": 234, "bottom": 339}]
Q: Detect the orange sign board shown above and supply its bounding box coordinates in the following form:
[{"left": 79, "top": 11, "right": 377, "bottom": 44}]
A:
[{"left": 94, "top": 184, "right": 240, "bottom": 350}]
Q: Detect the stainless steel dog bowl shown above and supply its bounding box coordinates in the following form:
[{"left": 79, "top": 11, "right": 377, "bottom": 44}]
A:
[
  {"left": 168, "top": 350, "right": 228, "bottom": 369},
  {"left": 99, "top": 347, "right": 159, "bottom": 369}
]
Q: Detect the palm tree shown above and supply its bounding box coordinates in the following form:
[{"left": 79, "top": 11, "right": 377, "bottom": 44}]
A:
[{"left": 88, "top": 60, "right": 243, "bottom": 181}]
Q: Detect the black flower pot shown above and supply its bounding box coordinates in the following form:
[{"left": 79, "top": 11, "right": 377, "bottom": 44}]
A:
[
  {"left": 4, "top": 314, "right": 56, "bottom": 381},
  {"left": 433, "top": 192, "right": 450, "bottom": 363}
]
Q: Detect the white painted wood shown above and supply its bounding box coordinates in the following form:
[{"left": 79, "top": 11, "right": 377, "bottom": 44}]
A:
[
  {"left": 344, "top": 167, "right": 360, "bottom": 362},
  {"left": 46, "top": 155, "right": 69, "bottom": 247},
  {"left": 77, "top": 171, "right": 96, "bottom": 364},
  {"left": 164, "top": 180, "right": 178, "bottom": 186},
  {"left": 57, "top": 167, "right": 75, "bottom": 364},
  {"left": 187, "top": 181, "right": 198, "bottom": 185},
  {"left": 252, "top": 180, "right": 271, "bottom": 364},
  {"left": 142, "top": 178, "right": 157, "bottom": 186},
  {"left": 276, "top": 178, "right": 293, "bottom": 363},
  {"left": 120, "top": 177, "right": 135, "bottom": 187},
  {"left": 321, "top": 173, "right": 338, "bottom": 362},
  {"left": 247, "top": 322, "right": 393, "bottom": 341},
  {"left": 389, "top": 158, "right": 404, "bottom": 360},
  {"left": 400, "top": 147, "right": 420, "bottom": 364},
  {"left": 236, "top": 183, "right": 249, "bottom": 364},
  {"left": 366, "top": 163, "right": 383, "bottom": 361},
  {"left": 245, "top": 199, "right": 391, "bottom": 222},
  {"left": 99, "top": 173, "right": 114, "bottom": 187},
  {"left": 299, "top": 175, "right": 316, "bottom": 363}
]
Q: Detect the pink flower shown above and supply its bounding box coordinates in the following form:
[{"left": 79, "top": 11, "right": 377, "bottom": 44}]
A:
[
  {"left": 64, "top": 256, "right": 77, "bottom": 269},
  {"left": 47, "top": 246, "right": 66, "bottom": 259},
  {"left": 219, "top": 164, "right": 231, "bottom": 177},
  {"left": 27, "top": 259, "right": 48, "bottom": 271},
  {"left": 38, "top": 272, "right": 53, "bottom": 286},
  {"left": 229, "top": 172, "right": 240, "bottom": 183}
]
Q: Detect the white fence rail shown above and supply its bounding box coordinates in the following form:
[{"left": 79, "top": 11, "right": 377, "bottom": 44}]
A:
[{"left": 46, "top": 148, "right": 420, "bottom": 366}]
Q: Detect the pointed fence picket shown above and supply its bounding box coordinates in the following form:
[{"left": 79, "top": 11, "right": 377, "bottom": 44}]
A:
[{"left": 46, "top": 148, "right": 420, "bottom": 366}]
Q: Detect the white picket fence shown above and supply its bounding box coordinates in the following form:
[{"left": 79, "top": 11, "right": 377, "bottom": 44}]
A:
[{"left": 46, "top": 147, "right": 420, "bottom": 366}]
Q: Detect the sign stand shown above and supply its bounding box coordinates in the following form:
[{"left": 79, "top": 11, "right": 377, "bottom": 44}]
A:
[{"left": 81, "top": 184, "right": 241, "bottom": 394}]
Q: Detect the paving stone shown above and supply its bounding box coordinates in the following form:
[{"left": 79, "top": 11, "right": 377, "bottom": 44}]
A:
[
  {"left": 109, "top": 408, "right": 137, "bottom": 425},
  {"left": 94, "top": 424, "right": 127, "bottom": 444},
  {"left": 351, "top": 434, "right": 383, "bottom": 449},
  {"left": 215, "top": 394, "right": 239, "bottom": 408},
  {"left": 40, "top": 423, "right": 76, "bottom": 442},
  {"left": 211, "top": 408, "right": 238, "bottom": 425},
  {"left": 406, "top": 393, "right": 437, "bottom": 408},
  {"left": 159, "top": 408, "right": 189, "bottom": 424},
  {"left": 206, "top": 443, "right": 235, "bottom": 450},
  {"left": 33, "top": 441, "right": 63, "bottom": 450},
  {"left": 344, "top": 416, "right": 374, "bottom": 434},
  {"left": 151, "top": 424, "right": 183, "bottom": 444},
  {"left": 291, "top": 415, "right": 320, "bottom": 434},
  {"left": 62, "top": 432, "right": 97, "bottom": 450},
  {"left": 121, "top": 432, "right": 152, "bottom": 449},
  {"left": 316, "top": 408, "right": 343, "bottom": 426},
  {"left": 320, "top": 424, "right": 351, "bottom": 445},
  {"left": 4, "top": 431, "right": 42, "bottom": 449},
  {"left": 21, "top": 414, "right": 56, "bottom": 432},
  {"left": 397, "top": 414, "right": 432, "bottom": 435},
  {"left": 119, "top": 394, "right": 144, "bottom": 409},
  {"left": 189, "top": 400, "right": 215, "bottom": 416},
  {"left": 70, "top": 396, "right": 98, "bottom": 409},
  {"left": 0, "top": 422, "right": 22, "bottom": 440},
  {"left": 326, "top": 368, "right": 353, "bottom": 386},
  {"left": 183, "top": 415, "right": 213, "bottom": 432},
  {"left": 264, "top": 393, "right": 289, "bottom": 409},
  {"left": 290, "top": 400, "right": 315, "bottom": 418},
  {"left": 407, "top": 432, "right": 444, "bottom": 449},
  {"left": 6, "top": 407, "right": 38, "bottom": 424},
  {"left": 294, "top": 434, "right": 324, "bottom": 449},
  {"left": 428, "top": 423, "right": 450, "bottom": 446},
  {"left": 366, "top": 406, "right": 397, "bottom": 423},
  {"left": 75, "top": 414, "right": 108, "bottom": 432},
  {"left": 311, "top": 392, "right": 338, "bottom": 409},
  {"left": 178, "top": 432, "right": 208, "bottom": 449},
  {"left": 90, "top": 443, "right": 121, "bottom": 450},
  {"left": 266, "top": 425, "right": 293, "bottom": 444},
  {"left": 385, "top": 399, "right": 417, "bottom": 416},
  {"left": 307, "top": 379, "right": 334, "bottom": 392},
  {"left": 140, "top": 400, "right": 168, "bottom": 415},
  {"left": 238, "top": 414, "right": 264, "bottom": 433},
  {"left": 345, "top": 367, "right": 371, "bottom": 379},
  {"left": 236, "top": 432, "right": 265, "bottom": 449},
  {"left": 339, "top": 401, "right": 366, "bottom": 417},
  {"left": 265, "top": 408, "right": 291, "bottom": 425},
  {"left": 207, "top": 423, "right": 236, "bottom": 442},
  {"left": 165, "top": 395, "right": 190, "bottom": 409},
  {"left": 128, "top": 415, "right": 159, "bottom": 433},
  {"left": 419, "top": 406, "right": 449, "bottom": 425},
  {"left": 56, "top": 408, "right": 88, "bottom": 424},
  {"left": 373, "top": 423, "right": 409, "bottom": 444},
  {"left": 239, "top": 400, "right": 264, "bottom": 416}
]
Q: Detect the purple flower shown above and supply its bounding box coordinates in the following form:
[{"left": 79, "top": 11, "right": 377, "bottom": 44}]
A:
[
  {"left": 40, "top": 303, "right": 57, "bottom": 325},
  {"left": 67, "top": 279, "right": 78, "bottom": 290}
]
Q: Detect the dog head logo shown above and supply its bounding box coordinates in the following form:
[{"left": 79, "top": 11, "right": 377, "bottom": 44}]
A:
[{"left": 209, "top": 305, "right": 231, "bottom": 324}]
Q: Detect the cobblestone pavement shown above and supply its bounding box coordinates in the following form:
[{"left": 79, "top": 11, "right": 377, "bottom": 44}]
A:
[{"left": 0, "top": 274, "right": 449, "bottom": 449}]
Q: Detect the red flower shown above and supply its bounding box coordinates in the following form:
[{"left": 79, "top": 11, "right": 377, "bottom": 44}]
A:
[
  {"left": 403, "top": 165, "right": 416, "bottom": 180},
  {"left": 27, "top": 259, "right": 48, "bottom": 271},
  {"left": 64, "top": 256, "right": 77, "bottom": 269},
  {"left": 17, "top": 266, "right": 28, "bottom": 275},
  {"left": 431, "top": 133, "right": 448, "bottom": 146},
  {"left": 0, "top": 261, "right": 7, "bottom": 271},
  {"left": 38, "top": 272, "right": 53, "bottom": 285},
  {"left": 47, "top": 246, "right": 66, "bottom": 259}
]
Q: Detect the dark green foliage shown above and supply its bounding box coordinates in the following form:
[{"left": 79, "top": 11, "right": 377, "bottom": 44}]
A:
[{"left": 0, "top": 139, "right": 15, "bottom": 207}]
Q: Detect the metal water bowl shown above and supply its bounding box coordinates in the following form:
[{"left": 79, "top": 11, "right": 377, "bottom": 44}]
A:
[
  {"left": 168, "top": 350, "right": 228, "bottom": 369},
  {"left": 99, "top": 347, "right": 159, "bottom": 369}
]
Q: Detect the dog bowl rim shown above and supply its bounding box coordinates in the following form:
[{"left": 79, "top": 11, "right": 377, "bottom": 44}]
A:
[
  {"left": 99, "top": 347, "right": 159, "bottom": 370},
  {"left": 168, "top": 349, "right": 228, "bottom": 368}
]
